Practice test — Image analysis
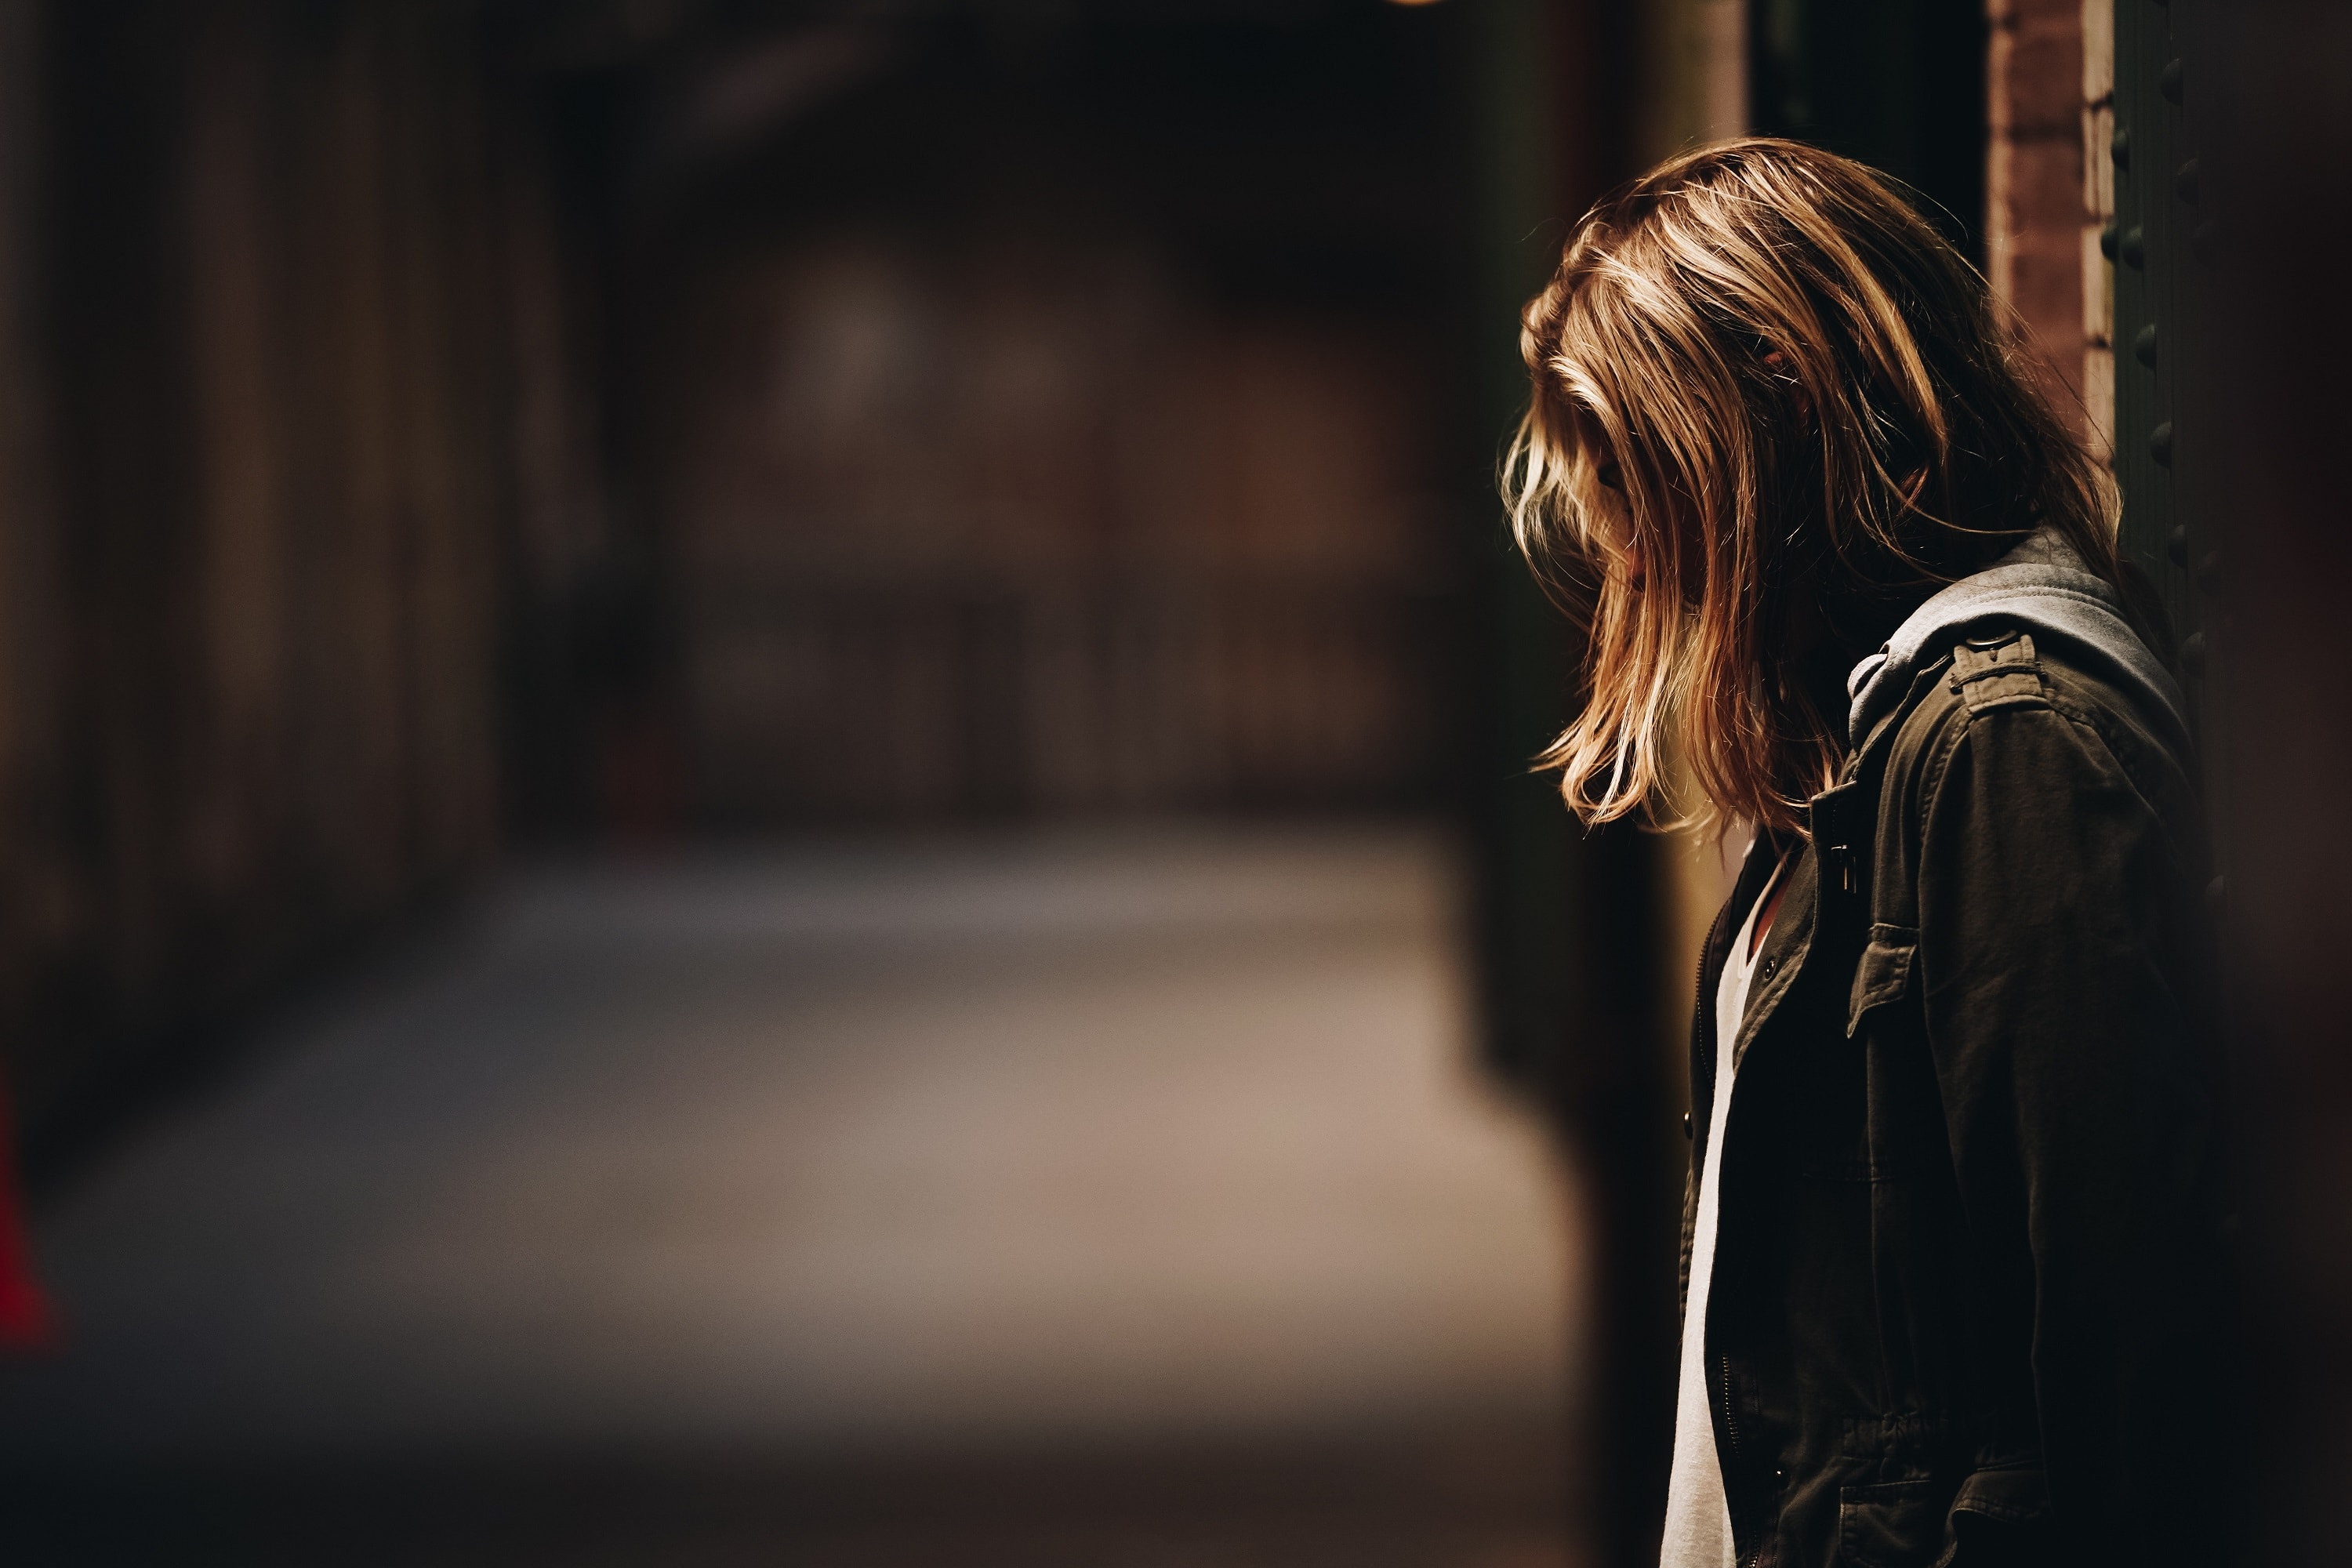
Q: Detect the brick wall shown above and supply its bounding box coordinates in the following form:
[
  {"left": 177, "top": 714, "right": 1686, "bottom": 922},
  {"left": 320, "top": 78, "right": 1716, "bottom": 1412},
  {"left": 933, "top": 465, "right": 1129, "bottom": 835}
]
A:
[{"left": 1987, "top": 0, "right": 2114, "bottom": 452}]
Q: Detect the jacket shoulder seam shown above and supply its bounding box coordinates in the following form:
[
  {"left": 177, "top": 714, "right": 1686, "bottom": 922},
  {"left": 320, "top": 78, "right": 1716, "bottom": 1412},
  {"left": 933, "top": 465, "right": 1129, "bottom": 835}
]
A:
[{"left": 1897, "top": 684, "right": 1974, "bottom": 837}]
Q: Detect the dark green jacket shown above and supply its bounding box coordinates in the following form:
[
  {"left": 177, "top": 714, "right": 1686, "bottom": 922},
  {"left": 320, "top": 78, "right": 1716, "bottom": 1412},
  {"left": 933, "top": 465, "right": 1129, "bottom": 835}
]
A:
[{"left": 1684, "top": 629, "right": 2234, "bottom": 1566}]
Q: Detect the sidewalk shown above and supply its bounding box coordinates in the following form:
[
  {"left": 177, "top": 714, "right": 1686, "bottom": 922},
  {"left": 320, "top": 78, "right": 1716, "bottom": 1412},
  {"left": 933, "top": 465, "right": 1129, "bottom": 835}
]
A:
[{"left": 0, "top": 823, "right": 1583, "bottom": 1564}]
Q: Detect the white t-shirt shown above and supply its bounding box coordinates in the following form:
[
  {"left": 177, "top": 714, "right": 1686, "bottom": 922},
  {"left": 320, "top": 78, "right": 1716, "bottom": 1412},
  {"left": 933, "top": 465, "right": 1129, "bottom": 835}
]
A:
[{"left": 1660, "top": 851, "right": 1787, "bottom": 1568}]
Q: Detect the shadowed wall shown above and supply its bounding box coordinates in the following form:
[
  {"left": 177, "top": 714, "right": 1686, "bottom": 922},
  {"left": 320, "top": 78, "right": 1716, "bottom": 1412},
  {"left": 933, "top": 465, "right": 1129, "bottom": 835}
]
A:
[{"left": 0, "top": 0, "right": 517, "bottom": 1151}]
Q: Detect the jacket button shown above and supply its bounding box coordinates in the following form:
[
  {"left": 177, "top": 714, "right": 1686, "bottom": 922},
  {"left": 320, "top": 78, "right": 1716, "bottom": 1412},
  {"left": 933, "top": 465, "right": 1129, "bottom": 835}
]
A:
[
  {"left": 1682, "top": 1112, "right": 1693, "bottom": 1140},
  {"left": 1761, "top": 956, "right": 1778, "bottom": 979},
  {"left": 1774, "top": 1468, "right": 1788, "bottom": 1487}
]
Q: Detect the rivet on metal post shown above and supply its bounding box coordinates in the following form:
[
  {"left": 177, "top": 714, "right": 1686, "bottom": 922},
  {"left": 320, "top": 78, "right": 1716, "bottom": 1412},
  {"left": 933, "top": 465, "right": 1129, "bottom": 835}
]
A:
[
  {"left": 2181, "top": 632, "right": 2208, "bottom": 678},
  {"left": 2150, "top": 421, "right": 2174, "bottom": 466},
  {"left": 2175, "top": 158, "right": 2200, "bottom": 205},
  {"left": 2168, "top": 525, "right": 2189, "bottom": 565},
  {"left": 2160, "top": 60, "right": 2184, "bottom": 103},
  {"left": 2111, "top": 126, "right": 2131, "bottom": 169},
  {"left": 2119, "top": 226, "right": 2146, "bottom": 268},
  {"left": 2135, "top": 325, "right": 2159, "bottom": 370}
]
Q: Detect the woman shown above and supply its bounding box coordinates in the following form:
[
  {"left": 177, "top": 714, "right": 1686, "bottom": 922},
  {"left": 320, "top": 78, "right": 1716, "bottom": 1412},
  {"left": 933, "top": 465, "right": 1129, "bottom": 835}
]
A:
[{"left": 1506, "top": 140, "right": 2232, "bottom": 1566}]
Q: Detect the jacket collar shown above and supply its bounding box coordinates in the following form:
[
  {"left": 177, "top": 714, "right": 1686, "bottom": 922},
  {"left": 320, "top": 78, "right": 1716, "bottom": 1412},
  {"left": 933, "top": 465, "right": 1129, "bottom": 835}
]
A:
[{"left": 1843, "top": 528, "right": 2189, "bottom": 750}]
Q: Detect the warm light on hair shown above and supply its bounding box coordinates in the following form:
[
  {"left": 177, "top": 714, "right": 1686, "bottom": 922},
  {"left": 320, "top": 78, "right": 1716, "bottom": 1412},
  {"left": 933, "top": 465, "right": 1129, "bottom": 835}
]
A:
[{"left": 1505, "top": 137, "right": 2118, "bottom": 837}]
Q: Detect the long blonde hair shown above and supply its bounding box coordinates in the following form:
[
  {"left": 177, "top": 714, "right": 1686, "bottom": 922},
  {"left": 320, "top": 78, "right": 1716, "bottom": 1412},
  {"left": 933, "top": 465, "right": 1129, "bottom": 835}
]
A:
[{"left": 1505, "top": 138, "right": 2118, "bottom": 837}]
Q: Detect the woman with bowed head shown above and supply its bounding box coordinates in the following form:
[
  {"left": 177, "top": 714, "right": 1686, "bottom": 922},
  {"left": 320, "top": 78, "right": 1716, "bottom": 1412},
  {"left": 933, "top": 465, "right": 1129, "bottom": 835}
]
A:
[{"left": 1506, "top": 140, "right": 2234, "bottom": 1567}]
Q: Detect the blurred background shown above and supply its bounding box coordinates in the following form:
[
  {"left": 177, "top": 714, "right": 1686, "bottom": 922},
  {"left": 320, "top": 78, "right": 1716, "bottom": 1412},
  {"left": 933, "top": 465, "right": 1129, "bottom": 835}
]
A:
[{"left": 0, "top": 0, "right": 2342, "bottom": 1564}]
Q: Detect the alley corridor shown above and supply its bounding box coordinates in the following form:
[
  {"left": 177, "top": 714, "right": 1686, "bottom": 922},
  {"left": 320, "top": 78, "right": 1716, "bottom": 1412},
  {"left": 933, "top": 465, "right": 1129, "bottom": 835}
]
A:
[{"left": 0, "top": 826, "right": 1581, "bottom": 1565}]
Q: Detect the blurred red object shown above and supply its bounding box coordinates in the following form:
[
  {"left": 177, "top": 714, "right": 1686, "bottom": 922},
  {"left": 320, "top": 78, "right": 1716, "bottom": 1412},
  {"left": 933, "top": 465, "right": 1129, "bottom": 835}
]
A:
[{"left": 0, "top": 1069, "right": 55, "bottom": 1350}]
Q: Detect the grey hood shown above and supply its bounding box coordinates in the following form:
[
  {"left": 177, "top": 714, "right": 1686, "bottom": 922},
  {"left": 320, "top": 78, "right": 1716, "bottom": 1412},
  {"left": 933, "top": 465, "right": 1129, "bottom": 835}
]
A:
[{"left": 1844, "top": 529, "right": 2188, "bottom": 749}]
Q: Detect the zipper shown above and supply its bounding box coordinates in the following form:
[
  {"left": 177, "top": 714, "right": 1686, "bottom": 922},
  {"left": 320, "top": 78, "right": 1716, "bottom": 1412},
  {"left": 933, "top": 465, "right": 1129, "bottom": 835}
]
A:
[
  {"left": 1693, "top": 917, "right": 1715, "bottom": 1016},
  {"left": 1719, "top": 1351, "right": 1759, "bottom": 1566},
  {"left": 1718, "top": 1351, "right": 1742, "bottom": 1460}
]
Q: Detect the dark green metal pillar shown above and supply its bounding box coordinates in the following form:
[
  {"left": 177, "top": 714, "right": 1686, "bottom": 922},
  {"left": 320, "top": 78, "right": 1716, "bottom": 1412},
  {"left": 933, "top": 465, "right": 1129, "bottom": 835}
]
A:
[{"left": 2111, "top": 0, "right": 2210, "bottom": 678}]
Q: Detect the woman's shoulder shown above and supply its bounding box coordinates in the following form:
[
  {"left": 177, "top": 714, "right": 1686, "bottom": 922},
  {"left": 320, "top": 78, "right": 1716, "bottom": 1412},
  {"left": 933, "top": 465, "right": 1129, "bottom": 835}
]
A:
[{"left": 1880, "top": 626, "right": 2201, "bottom": 827}]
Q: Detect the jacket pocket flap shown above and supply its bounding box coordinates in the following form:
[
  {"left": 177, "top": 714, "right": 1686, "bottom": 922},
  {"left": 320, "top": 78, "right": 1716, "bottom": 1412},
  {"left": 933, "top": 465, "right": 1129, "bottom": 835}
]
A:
[
  {"left": 1846, "top": 927, "right": 1916, "bottom": 1036},
  {"left": 1949, "top": 1462, "right": 2049, "bottom": 1525},
  {"left": 1932, "top": 1465, "right": 2052, "bottom": 1567}
]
